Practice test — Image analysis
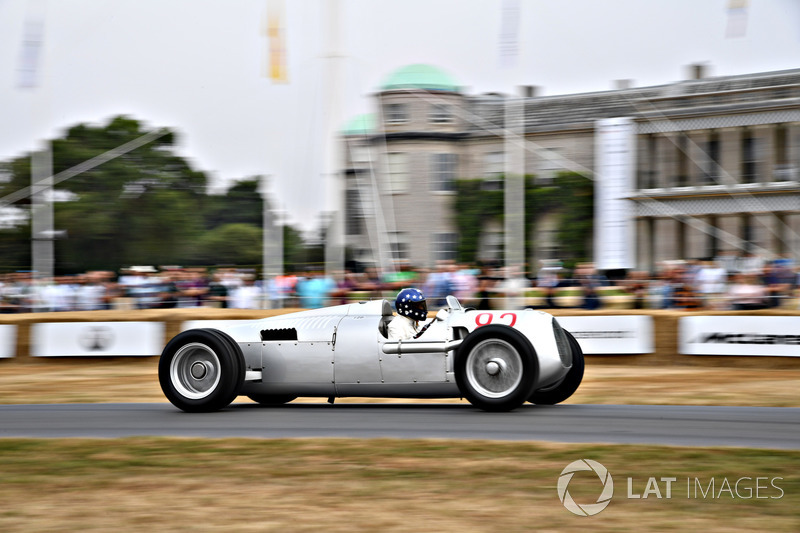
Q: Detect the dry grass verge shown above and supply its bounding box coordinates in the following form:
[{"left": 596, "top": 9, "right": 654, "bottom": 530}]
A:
[
  {"left": 0, "top": 358, "right": 798, "bottom": 407},
  {"left": 0, "top": 438, "right": 797, "bottom": 532}
]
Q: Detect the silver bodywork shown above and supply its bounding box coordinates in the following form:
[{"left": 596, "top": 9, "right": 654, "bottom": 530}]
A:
[{"left": 217, "top": 297, "right": 572, "bottom": 400}]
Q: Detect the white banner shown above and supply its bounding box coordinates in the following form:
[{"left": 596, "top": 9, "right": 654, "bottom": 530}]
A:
[
  {"left": 557, "top": 316, "right": 653, "bottom": 354},
  {"left": 0, "top": 325, "right": 17, "bottom": 358},
  {"left": 498, "top": 0, "right": 521, "bottom": 69},
  {"left": 32, "top": 322, "right": 165, "bottom": 357},
  {"left": 680, "top": 316, "right": 800, "bottom": 357},
  {"left": 594, "top": 117, "right": 636, "bottom": 270}
]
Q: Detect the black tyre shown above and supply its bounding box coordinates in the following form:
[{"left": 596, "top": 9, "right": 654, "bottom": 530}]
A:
[
  {"left": 455, "top": 325, "right": 538, "bottom": 412},
  {"left": 247, "top": 394, "right": 297, "bottom": 406},
  {"left": 158, "top": 328, "right": 245, "bottom": 412},
  {"left": 529, "top": 330, "right": 584, "bottom": 405}
]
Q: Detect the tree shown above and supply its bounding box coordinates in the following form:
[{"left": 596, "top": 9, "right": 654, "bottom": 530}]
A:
[
  {"left": 550, "top": 172, "right": 594, "bottom": 267},
  {"left": 0, "top": 223, "right": 31, "bottom": 273},
  {"left": 0, "top": 115, "right": 327, "bottom": 274},
  {"left": 282, "top": 224, "right": 307, "bottom": 273},
  {"left": 203, "top": 178, "right": 264, "bottom": 230},
  {"left": 0, "top": 116, "right": 206, "bottom": 272},
  {"left": 452, "top": 172, "right": 593, "bottom": 269},
  {"left": 193, "top": 223, "right": 263, "bottom": 266}
]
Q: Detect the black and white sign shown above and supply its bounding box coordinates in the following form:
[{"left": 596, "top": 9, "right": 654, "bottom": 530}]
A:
[
  {"left": 0, "top": 325, "right": 16, "bottom": 358},
  {"left": 680, "top": 316, "right": 800, "bottom": 357},
  {"left": 32, "top": 322, "right": 165, "bottom": 357},
  {"left": 556, "top": 316, "right": 654, "bottom": 354}
]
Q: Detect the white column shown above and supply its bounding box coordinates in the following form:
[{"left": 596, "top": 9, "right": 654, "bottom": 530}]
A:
[
  {"left": 262, "top": 176, "right": 283, "bottom": 309},
  {"left": 323, "top": 0, "right": 345, "bottom": 281},
  {"left": 504, "top": 94, "right": 525, "bottom": 308},
  {"left": 31, "top": 143, "right": 53, "bottom": 285}
]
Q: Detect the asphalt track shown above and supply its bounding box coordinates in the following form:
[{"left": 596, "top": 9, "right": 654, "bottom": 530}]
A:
[{"left": 0, "top": 403, "right": 797, "bottom": 449}]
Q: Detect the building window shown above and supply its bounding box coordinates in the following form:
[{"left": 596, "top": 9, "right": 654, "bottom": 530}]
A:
[
  {"left": 706, "top": 215, "right": 719, "bottom": 258},
  {"left": 703, "top": 131, "right": 720, "bottom": 185},
  {"left": 742, "top": 214, "right": 754, "bottom": 253},
  {"left": 345, "top": 186, "right": 365, "bottom": 236},
  {"left": 741, "top": 128, "right": 757, "bottom": 183},
  {"left": 773, "top": 124, "right": 793, "bottom": 181},
  {"left": 638, "top": 134, "right": 657, "bottom": 189},
  {"left": 387, "top": 152, "right": 409, "bottom": 194},
  {"left": 431, "top": 153, "right": 457, "bottom": 192},
  {"left": 384, "top": 103, "right": 408, "bottom": 124},
  {"left": 676, "top": 134, "right": 689, "bottom": 187},
  {"left": 388, "top": 231, "right": 409, "bottom": 262},
  {"left": 483, "top": 151, "right": 504, "bottom": 190},
  {"left": 538, "top": 147, "right": 563, "bottom": 184},
  {"left": 349, "top": 145, "right": 371, "bottom": 165},
  {"left": 432, "top": 232, "right": 458, "bottom": 263},
  {"left": 429, "top": 104, "right": 453, "bottom": 124}
]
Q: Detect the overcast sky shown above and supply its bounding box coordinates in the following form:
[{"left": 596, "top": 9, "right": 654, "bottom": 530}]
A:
[{"left": 1, "top": 0, "right": 799, "bottom": 230}]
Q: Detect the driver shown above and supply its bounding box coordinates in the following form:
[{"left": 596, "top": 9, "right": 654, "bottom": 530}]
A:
[{"left": 388, "top": 288, "right": 428, "bottom": 340}]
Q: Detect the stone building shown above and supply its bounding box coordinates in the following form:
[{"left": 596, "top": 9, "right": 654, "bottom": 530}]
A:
[{"left": 341, "top": 63, "right": 800, "bottom": 274}]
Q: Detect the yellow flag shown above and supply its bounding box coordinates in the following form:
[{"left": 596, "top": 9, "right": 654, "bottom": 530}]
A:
[{"left": 264, "top": 0, "right": 289, "bottom": 83}]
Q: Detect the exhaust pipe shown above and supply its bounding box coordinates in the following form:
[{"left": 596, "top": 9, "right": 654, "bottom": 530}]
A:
[{"left": 382, "top": 339, "right": 463, "bottom": 355}]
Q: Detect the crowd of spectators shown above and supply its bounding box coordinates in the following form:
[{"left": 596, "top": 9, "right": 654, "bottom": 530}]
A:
[{"left": 0, "top": 253, "right": 798, "bottom": 313}]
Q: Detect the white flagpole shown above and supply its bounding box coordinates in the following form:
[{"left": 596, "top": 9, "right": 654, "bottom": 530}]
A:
[
  {"left": 500, "top": 0, "right": 525, "bottom": 308},
  {"left": 323, "top": 0, "right": 345, "bottom": 281}
]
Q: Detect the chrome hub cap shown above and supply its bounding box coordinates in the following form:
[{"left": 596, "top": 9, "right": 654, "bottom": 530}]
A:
[
  {"left": 191, "top": 361, "right": 208, "bottom": 380},
  {"left": 485, "top": 358, "right": 506, "bottom": 376},
  {"left": 466, "top": 339, "right": 523, "bottom": 398},
  {"left": 170, "top": 343, "right": 221, "bottom": 400}
]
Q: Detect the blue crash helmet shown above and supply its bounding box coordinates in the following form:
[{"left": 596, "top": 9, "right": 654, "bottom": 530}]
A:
[{"left": 395, "top": 288, "right": 428, "bottom": 321}]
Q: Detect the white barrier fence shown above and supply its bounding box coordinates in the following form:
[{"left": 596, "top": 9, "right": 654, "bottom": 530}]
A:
[
  {"left": 0, "top": 315, "right": 798, "bottom": 358},
  {"left": 679, "top": 316, "right": 800, "bottom": 357},
  {"left": 557, "top": 316, "right": 654, "bottom": 354},
  {"left": 0, "top": 325, "right": 16, "bottom": 358},
  {"left": 31, "top": 322, "right": 165, "bottom": 357}
]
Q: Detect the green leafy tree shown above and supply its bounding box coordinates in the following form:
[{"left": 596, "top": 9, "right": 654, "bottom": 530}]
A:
[
  {"left": 0, "top": 115, "right": 338, "bottom": 274},
  {"left": 0, "top": 116, "right": 206, "bottom": 273},
  {"left": 452, "top": 172, "right": 593, "bottom": 268},
  {"left": 193, "top": 223, "right": 263, "bottom": 266},
  {"left": 550, "top": 172, "right": 595, "bottom": 267},
  {"left": 282, "top": 224, "right": 307, "bottom": 273},
  {"left": 0, "top": 223, "right": 32, "bottom": 272},
  {"left": 204, "top": 178, "right": 264, "bottom": 230}
]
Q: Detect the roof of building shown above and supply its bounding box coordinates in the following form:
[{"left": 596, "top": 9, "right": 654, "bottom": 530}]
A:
[
  {"left": 380, "top": 64, "right": 461, "bottom": 93},
  {"left": 465, "top": 68, "right": 800, "bottom": 134},
  {"left": 342, "top": 113, "right": 375, "bottom": 135}
]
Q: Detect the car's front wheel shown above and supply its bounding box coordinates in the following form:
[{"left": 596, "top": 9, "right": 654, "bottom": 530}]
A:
[
  {"left": 455, "top": 325, "right": 538, "bottom": 412},
  {"left": 529, "top": 330, "right": 584, "bottom": 405},
  {"left": 159, "top": 328, "right": 245, "bottom": 412}
]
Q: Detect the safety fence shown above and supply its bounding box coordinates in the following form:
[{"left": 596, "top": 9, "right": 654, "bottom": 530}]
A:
[{"left": 0, "top": 307, "right": 798, "bottom": 368}]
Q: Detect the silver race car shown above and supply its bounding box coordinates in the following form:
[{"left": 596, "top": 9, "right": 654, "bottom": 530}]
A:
[{"left": 158, "top": 296, "right": 584, "bottom": 412}]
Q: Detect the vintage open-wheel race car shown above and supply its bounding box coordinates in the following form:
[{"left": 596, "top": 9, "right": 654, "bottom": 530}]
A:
[{"left": 159, "top": 295, "right": 584, "bottom": 412}]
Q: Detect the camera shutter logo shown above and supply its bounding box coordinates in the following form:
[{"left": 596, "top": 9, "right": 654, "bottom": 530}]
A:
[
  {"left": 80, "top": 326, "right": 115, "bottom": 352},
  {"left": 557, "top": 459, "right": 614, "bottom": 516}
]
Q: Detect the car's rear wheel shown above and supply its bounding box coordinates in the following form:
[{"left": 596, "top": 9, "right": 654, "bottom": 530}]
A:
[
  {"left": 455, "top": 325, "right": 537, "bottom": 412},
  {"left": 529, "top": 330, "right": 584, "bottom": 405},
  {"left": 247, "top": 394, "right": 297, "bottom": 406},
  {"left": 159, "top": 328, "right": 245, "bottom": 412}
]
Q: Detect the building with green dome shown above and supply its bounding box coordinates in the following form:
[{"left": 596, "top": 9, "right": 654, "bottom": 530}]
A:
[
  {"left": 379, "top": 64, "right": 461, "bottom": 93},
  {"left": 341, "top": 63, "right": 800, "bottom": 275}
]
